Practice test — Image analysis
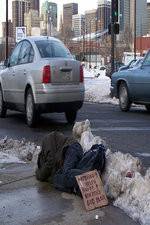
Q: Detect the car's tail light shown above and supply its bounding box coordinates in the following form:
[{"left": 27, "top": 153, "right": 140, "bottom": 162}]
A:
[
  {"left": 42, "top": 65, "right": 51, "bottom": 83},
  {"left": 80, "top": 65, "right": 84, "bottom": 82}
]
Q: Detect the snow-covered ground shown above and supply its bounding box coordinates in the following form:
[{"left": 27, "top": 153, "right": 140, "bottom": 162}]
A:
[
  {"left": 84, "top": 68, "right": 118, "bottom": 105},
  {"left": 0, "top": 137, "right": 41, "bottom": 166}
]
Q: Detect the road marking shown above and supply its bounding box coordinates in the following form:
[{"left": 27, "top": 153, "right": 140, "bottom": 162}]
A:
[
  {"left": 92, "top": 127, "right": 150, "bottom": 131},
  {"left": 136, "top": 153, "right": 150, "bottom": 157}
]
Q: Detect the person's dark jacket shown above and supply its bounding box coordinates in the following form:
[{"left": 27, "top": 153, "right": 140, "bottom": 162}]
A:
[{"left": 36, "top": 131, "right": 77, "bottom": 181}]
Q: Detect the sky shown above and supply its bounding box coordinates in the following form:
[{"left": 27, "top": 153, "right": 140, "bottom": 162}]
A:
[{"left": 0, "top": 0, "right": 97, "bottom": 36}]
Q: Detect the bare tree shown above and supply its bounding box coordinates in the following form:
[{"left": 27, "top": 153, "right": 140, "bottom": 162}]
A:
[{"left": 116, "top": 26, "right": 133, "bottom": 62}]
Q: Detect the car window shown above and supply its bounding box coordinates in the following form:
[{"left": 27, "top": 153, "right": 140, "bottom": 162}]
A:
[
  {"left": 9, "top": 42, "right": 23, "bottom": 67},
  {"left": 143, "top": 52, "right": 150, "bottom": 66},
  {"left": 18, "top": 41, "right": 34, "bottom": 64},
  {"left": 35, "top": 40, "right": 72, "bottom": 58},
  {"left": 52, "top": 41, "right": 72, "bottom": 58}
]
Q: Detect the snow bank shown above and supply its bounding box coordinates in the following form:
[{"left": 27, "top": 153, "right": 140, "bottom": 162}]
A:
[
  {"left": 73, "top": 120, "right": 150, "bottom": 225},
  {"left": 84, "top": 69, "right": 118, "bottom": 105},
  {"left": 0, "top": 137, "right": 41, "bottom": 165},
  {"left": 114, "top": 170, "right": 150, "bottom": 225},
  {"left": 84, "top": 68, "right": 106, "bottom": 78}
]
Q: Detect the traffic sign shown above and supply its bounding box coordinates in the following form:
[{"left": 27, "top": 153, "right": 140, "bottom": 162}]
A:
[{"left": 16, "top": 27, "right": 26, "bottom": 43}]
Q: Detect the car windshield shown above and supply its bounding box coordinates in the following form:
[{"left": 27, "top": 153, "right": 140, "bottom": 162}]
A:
[
  {"left": 129, "top": 60, "right": 136, "bottom": 67},
  {"left": 35, "top": 40, "right": 72, "bottom": 58},
  {"left": 134, "top": 59, "right": 143, "bottom": 66}
]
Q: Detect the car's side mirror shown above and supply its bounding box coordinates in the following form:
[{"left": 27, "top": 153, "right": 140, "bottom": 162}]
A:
[{"left": 4, "top": 58, "right": 10, "bottom": 67}]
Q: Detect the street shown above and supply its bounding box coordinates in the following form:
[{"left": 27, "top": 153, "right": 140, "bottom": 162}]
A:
[
  {"left": 0, "top": 102, "right": 150, "bottom": 168},
  {"left": 1, "top": 102, "right": 150, "bottom": 225}
]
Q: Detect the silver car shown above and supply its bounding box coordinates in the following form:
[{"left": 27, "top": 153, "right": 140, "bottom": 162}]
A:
[{"left": 0, "top": 36, "right": 85, "bottom": 127}]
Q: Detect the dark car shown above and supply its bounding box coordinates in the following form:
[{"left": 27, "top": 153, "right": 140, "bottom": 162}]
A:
[{"left": 111, "top": 50, "right": 150, "bottom": 112}]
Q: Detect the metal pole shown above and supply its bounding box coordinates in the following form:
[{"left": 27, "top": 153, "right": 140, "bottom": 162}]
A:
[
  {"left": 111, "top": 0, "right": 115, "bottom": 75},
  {"left": 6, "top": 0, "right": 9, "bottom": 59},
  {"left": 82, "top": 25, "right": 85, "bottom": 61},
  {"left": 134, "top": 0, "right": 136, "bottom": 60},
  {"left": 89, "top": 21, "right": 92, "bottom": 68},
  {"left": 95, "top": 12, "right": 98, "bottom": 68}
]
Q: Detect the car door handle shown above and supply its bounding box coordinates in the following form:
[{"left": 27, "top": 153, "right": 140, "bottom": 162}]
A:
[
  {"left": 24, "top": 70, "right": 27, "bottom": 75},
  {"left": 12, "top": 71, "right": 15, "bottom": 76}
]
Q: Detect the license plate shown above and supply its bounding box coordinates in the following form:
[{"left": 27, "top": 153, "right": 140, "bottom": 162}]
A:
[{"left": 62, "top": 71, "right": 72, "bottom": 81}]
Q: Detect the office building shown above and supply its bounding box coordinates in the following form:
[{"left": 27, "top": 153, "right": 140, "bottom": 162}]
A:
[
  {"left": 85, "top": 9, "right": 97, "bottom": 34},
  {"left": 41, "top": 1, "right": 57, "bottom": 29},
  {"left": 2, "top": 20, "right": 13, "bottom": 38},
  {"left": 24, "top": 9, "right": 40, "bottom": 35},
  {"left": 63, "top": 3, "right": 78, "bottom": 32},
  {"left": 147, "top": 2, "right": 150, "bottom": 34},
  {"left": 12, "top": 0, "right": 30, "bottom": 37},
  {"left": 97, "top": 0, "right": 111, "bottom": 32},
  {"left": 72, "top": 14, "right": 85, "bottom": 37},
  {"left": 119, "top": 0, "right": 130, "bottom": 32},
  {"left": 130, "top": 0, "right": 147, "bottom": 36},
  {"left": 30, "top": 0, "right": 40, "bottom": 13}
]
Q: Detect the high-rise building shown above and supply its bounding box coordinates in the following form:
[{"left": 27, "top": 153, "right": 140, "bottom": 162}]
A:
[
  {"left": 30, "top": 0, "right": 40, "bottom": 13},
  {"left": 63, "top": 3, "right": 78, "bottom": 32},
  {"left": 2, "top": 20, "right": 13, "bottom": 38},
  {"left": 119, "top": 0, "right": 130, "bottom": 32},
  {"left": 97, "top": 0, "right": 111, "bottom": 32},
  {"left": 72, "top": 14, "right": 85, "bottom": 37},
  {"left": 130, "top": 0, "right": 147, "bottom": 37},
  {"left": 24, "top": 9, "right": 40, "bottom": 36},
  {"left": 147, "top": 2, "right": 150, "bottom": 34},
  {"left": 41, "top": 1, "right": 57, "bottom": 29},
  {"left": 85, "top": 9, "right": 97, "bottom": 34},
  {"left": 12, "top": 0, "right": 30, "bottom": 37}
]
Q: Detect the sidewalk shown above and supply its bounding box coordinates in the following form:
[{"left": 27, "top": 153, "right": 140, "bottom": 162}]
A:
[{"left": 0, "top": 163, "right": 139, "bottom": 225}]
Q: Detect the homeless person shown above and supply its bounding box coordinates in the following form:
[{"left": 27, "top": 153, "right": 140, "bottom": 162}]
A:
[{"left": 36, "top": 131, "right": 106, "bottom": 195}]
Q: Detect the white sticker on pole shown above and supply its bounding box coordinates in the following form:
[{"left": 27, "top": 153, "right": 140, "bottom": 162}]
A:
[{"left": 16, "top": 27, "right": 26, "bottom": 43}]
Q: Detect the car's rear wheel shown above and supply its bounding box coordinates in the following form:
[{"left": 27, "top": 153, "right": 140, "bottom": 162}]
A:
[
  {"left": 65, "top": 111, "right": 77, "bottom": 124},
  {"left": 25, "top": 89, "right": 38, "bottom": 127},
  {"left": 119, "top": 82, "right": 131, "bottom": 112},
  {"left": 0, "top": 86, "right": 7, "bottom": 118},
  {"left": 145, "top": 105, "right": 150, "bottom": 112}
]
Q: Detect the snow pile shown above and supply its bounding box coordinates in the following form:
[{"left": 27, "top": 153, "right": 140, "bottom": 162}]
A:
[
  {"left": 84, "top": 68, "right": 106, "bottom": 78},
  {"left": 73, "top": 119, "right": 104, "bottom": 152},
  {"left": 84, "top": 70, "right": 118, "bottom": 105},
  {"left": 0, "top": 137, "right": 41, "bottom": 164},
  {"left": 73, "top": 120, "right": 150, "bottom": 225},
  {"left": 103, "top": 151, "right": 142, "bottom": 199},
  {"left": 114, "top": 169, "right": 150, "bottom": 225}
]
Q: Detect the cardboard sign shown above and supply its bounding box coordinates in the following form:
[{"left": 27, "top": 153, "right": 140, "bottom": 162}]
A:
[{"left": 76, "top": 170, "right": 108, "bottom": 211}]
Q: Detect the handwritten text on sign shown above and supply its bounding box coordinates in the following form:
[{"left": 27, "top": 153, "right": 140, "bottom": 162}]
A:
[{"left": 76, "top": 170, "right": 108, "bottom": 211}]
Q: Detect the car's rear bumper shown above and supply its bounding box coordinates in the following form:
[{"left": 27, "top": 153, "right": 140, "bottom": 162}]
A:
[
  {"left": 36, "top": 101, "right": 84, "bottom": 113},
  {"left": 34, "top": 84, "right": 85, "bottom": 104}
]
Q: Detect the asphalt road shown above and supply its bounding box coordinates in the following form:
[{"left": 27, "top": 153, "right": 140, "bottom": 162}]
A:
[{"left": 0, "top": 102, "right": 150, "bottom": 168}]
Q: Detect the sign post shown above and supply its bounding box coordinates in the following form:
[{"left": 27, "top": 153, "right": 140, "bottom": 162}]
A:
[
  {"left": 76, "top": 170, "right": 108, "bottom": 211},
  {"left": 16, "top": 27, "right": 26, "bottom": 43}
]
